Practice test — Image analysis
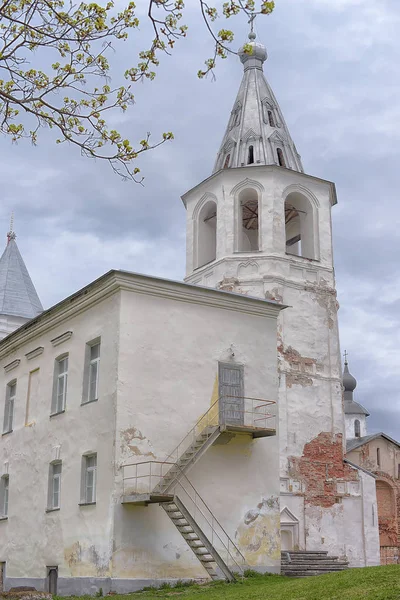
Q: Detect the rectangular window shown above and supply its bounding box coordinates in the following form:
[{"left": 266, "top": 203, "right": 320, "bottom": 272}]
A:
[
  {"left": 51, "top": 356, "right": 68, "bottom": 415},
  {"left": 88, "top": 343, "right": 100, "bottom": 402},
  {"left": 48, "top": 463, "right": 62, "bottom": 510},
  {"left": 0, "top": 476, "right": 9, "bottom": 517},
  {"left": 398, "top": 464, "right": 400, "bottom": 480},
  {"left": 82, "top": 454, "right": 97, "bottom": 504},
  {"left": 3, "top": 382, "right": 16, "bottom": 434}
]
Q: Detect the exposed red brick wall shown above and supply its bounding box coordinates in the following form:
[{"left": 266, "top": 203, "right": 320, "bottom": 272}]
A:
[
  {"left": 289, "top": 432, "right": 358, "bottom": 508},
  {"left": 375, "top": 475, "right": 399, "bottom": 547}
]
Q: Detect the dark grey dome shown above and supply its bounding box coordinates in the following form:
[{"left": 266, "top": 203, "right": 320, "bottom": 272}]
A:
[{"left": 343, "top": 361, "right": 357, "bottom": 392}]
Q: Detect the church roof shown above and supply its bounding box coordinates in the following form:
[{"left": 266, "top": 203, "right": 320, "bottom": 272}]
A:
[
  {"left": 347, "top": 432, "right": 400, "bottom": 453},
  {"left": 0, "top": 233, "right": 43, "bottom": 319},
  {"left": 213, "top": 31, "right": 303, "bottom": 174},
  {"left": 344, "top": 400, "right": 370, "bottom": 417}
]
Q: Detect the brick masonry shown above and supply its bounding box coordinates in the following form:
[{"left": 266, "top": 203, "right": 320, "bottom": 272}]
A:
[{"left": 289, "top": 432, "right": 358, "bottom": 508}]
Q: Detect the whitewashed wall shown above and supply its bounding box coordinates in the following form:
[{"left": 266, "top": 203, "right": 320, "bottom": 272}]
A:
[
  {"left": 114, "top": 282, "right": 282, "bottom": 579},
  {"left": 0, "top": 271, "right": 283, "bottom": 593},
  {"left": 0, "top": 290, "right": 120, "bottom": 593}
]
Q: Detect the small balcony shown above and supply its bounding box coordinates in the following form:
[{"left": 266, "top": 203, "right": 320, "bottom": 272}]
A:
[{"left": 121, "top": 396, "right": 276, "bottom": 506}]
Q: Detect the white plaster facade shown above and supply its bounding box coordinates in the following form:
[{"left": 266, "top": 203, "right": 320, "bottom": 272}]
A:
[
  {"left": 183, "top": 165, "right": 379, "bottom": 566},
  {"left": 0, "top": 270, "right": 283, "bottom": 594},
  {"left": 345, "top": 414, "right": 368, "bottom": 442}
]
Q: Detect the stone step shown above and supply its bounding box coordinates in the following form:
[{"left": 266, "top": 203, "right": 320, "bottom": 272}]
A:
[
  {"left": 281, "top": 551, "right": 329, "bottom": 557},
  {"left": 283, "top": 570, "right": 347, "bottom": 577},
  {"left": 282, "top": 564, "right": 348, "bottom": 571},
  {"left": 281, "top": 559, "right": 346, "bottom": 565}
]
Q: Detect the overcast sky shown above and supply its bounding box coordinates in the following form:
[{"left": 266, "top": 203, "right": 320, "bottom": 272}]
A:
[{"left": 1, "top": 0, "right": 399, "bottom": 440}]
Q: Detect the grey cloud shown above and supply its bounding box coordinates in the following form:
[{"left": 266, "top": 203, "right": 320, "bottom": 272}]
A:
[{"left": 0, "top": 0, "right": 399, "bottom": 438}]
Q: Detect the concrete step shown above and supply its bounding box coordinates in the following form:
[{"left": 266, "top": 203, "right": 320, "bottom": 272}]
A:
[
  {"left": 282, "top": 564, "right": 348, "bottom": 571},
  {"left": 281, "top": 559, "right": 347, "bottom": 566},
  {"left": 283, "top": 570, "right": 347, "bottom": 577}
]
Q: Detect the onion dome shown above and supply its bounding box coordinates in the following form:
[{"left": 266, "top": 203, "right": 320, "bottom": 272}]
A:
[{"left": 343, "top": 359, "right": 357, "bottom": 393}]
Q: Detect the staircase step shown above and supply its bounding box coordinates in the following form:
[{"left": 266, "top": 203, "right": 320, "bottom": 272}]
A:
[
  {"left": 282, "top": 564, "right": 348, "bottom": 571},
  {"left": 198, "top": 557, "right": 215, "bottom": 563},
  {"left": 281, "top": 559, "right": 346, "bottom": 565},
  {"left": 282, "top": 551, "right": 328, "bottom": 556}
]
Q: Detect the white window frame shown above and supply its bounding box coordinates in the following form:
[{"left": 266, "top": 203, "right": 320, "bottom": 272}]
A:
[
  {"left": 52, "top": 356, "right": 68, "bottom": 415},
  {"left": 88, "top": 343, "right": 100, "bottom": 403},
  {"left": 3, "top": 381, "right": 16, "bottom": 434},
  {"left": 1, "top": 475, "right": 9, "bottom": 517},
  {"left": 48, "top": 462, "right": 62, "bottom": 510},
  {"left": 82, "top": 454, "right": 97, "bottom": 504}
]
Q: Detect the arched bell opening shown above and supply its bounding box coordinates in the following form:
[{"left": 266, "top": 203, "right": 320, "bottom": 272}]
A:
[
  {"left": 196, "top": 200, "right": 217, "bottom": 268},
  {"left": 238, "top": 188, "right": 259, "bottom": 252},
  {"left": 284, "top": 191, "right": 318, "bottom": 260}
]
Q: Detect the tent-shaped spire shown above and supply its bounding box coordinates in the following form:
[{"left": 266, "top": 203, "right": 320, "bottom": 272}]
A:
[
  {"left": 213, "top": 30, "right": 303, "bottom": 174},
  {"left": 0, "top": 230, "right": 43, "bottom": 320}
]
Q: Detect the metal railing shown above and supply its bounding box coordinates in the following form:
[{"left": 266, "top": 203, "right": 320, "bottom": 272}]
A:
[
  {"left": 122, "top": 460, "right": 246, "bottom": 574},
  {"left": 163, "top": 396, "right": 276, "bottom": 466},
  {"left": 219, "top": 396, "right": 276, "bottom": 431},
  {"left": 122, "top": 395, "right": 276, "bottom": 496}
]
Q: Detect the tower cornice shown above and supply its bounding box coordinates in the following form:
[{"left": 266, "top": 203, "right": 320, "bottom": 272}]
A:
[{"left": 181, "top": 165, "right": 337, "bottom": 207}]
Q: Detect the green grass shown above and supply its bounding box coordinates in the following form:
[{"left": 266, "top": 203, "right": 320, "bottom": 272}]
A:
[{"left": 58, "top": 566, "right": 400, "bottom": 600}]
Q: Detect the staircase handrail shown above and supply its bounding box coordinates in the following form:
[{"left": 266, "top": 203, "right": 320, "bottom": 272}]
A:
[
  {"left": 173, "top": 467, "right": 246, "bottom": 572},
  {"left": 163, "top": 398, "right": 221, "bottom": 466},
  {"left": 122, "top": 460, "right": 246, "bottom": 574},
  {"left": 163, "top": 396, "right": 276, "bottom": 468}
]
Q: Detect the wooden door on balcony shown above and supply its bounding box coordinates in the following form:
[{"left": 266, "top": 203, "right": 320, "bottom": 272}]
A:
[{"left": 218, "top": 363, "right": 244, "bottom": 426}]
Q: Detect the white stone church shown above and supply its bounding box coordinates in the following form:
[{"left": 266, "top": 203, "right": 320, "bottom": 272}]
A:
[{"left": 0, "top": 28, "right": 380, "bottom": 596}]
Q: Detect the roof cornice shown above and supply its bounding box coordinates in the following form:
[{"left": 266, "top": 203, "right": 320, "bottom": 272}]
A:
[{"left": 0, "top": 269, "right": 286, "bottom": 359}]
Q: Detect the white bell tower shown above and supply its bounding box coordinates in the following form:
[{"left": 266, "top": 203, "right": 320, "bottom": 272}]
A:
[{"left": 181, "top": 30, "right": 356, "bottom": 556}]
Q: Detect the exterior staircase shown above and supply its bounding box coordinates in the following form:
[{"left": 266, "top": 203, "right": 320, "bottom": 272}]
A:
[
  {"left": 281, "top": 551, "right": 349, "bottom": 577},
  {"left": 153, "top": 426, "right": 220, "bottom": 494},
  {"left": 162, "top": 497, "right": 236, "bottom": 582},
  {"left": 122, "top": 396, "right": 276, "bottom": 582}
]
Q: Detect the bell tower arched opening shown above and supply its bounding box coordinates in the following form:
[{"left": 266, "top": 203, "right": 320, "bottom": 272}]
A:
[
  {"left": 196, "top": 200, "right": 217, "bottom": 268},
  {"left": 238, "top": 188, "right": 259, "bottom": 252},
  {"left": 284, "top": 191, "right": 318, "bottom": 260}
]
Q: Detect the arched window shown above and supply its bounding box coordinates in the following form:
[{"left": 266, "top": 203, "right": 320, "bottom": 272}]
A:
[
  {"left": 196, "top": 200, "right": 217, "bottom": 268},
  {"left": 268, "top": 110, "right": 275, "bottom": 127},
  {"left": 223, "top": 154, "right": 230, "bottom": 169},
  {"left": 247, "top": 145, "right": 254, "bottom": 165},
  {"left": 284, "top": 191, "right": 317, "bottom": 260},
  {"left": 238, "top": 188, "right": 259, "bottom": 252},
  {"left": 277, "top": 148, "right": 286, "bottom": 167},
  {"left": 377, "top": 448, "right": 381, "bottom": 468},
  {"left": 354, "top": 419, "right": 360, "bottom": 438}
]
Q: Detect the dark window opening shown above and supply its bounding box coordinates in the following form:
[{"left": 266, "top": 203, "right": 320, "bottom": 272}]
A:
[
  {"left": 354, "top": 419, "right": 360, "bottom": 438},
  {"left": 268, "top": 110, "right": 275, "bottom": 127},
  {"left": 238, "top": 188, "right": 259, "bottom": 252},
  {"left": 223, "top": 154, "right": 230, "bottom": 169},
  {"left": 247, "top": 145, "right": 254, "bottom": 165},
  {"left": 377, "top": 448, "right": 381, "bottom": 468},
  {"left": 398, "top": 464, "right": 400, "bottom": 479},
  {"left": 277, "top": 148, "right": 286, "bottom": 167}
]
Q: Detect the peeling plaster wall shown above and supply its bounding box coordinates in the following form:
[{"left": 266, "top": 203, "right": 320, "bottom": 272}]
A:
[
  {"left": 347, "top": 439, "right": 400, "bottom": 554},
  {"left": 183, "top": 165, "right": 380, "bottom": 565},
  {"left": 0, "top": 293, "right": 120, "bottom": 584},
  {"left": 115, "top": 288, "right": 281, "bottom": 577}
]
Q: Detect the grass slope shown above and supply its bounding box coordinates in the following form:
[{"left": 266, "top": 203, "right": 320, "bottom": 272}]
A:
[{"left": 103, "top": 567, "right": 400, "bottom": 600}]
